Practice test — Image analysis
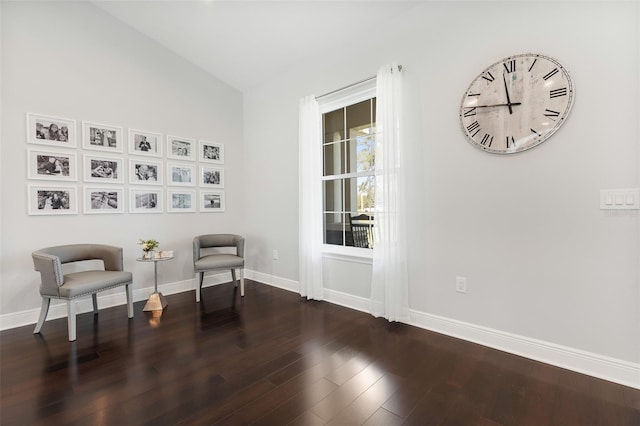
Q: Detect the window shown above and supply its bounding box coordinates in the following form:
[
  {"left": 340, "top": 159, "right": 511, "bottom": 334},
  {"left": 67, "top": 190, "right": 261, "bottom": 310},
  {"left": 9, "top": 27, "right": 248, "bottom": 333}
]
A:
[{"left": 321, "top": 84, "right": 376, "bottom": 251}]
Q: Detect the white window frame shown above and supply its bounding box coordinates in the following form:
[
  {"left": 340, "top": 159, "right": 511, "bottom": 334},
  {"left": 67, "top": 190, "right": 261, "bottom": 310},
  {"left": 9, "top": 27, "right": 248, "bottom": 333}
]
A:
[{"left": 318, "top": 79, "right": 376, "bottom": 260}]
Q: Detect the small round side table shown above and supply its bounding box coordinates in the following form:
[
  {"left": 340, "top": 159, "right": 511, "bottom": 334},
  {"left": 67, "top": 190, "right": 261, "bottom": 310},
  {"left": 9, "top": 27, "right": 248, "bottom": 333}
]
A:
[{"left": 137, "top": 256, "right": 174, "bottom": 311}]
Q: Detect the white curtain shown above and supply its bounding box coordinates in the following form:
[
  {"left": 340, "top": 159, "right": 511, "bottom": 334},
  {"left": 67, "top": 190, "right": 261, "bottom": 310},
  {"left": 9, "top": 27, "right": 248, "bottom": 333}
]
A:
[
  {"left": 370, "top": 63, "right": 410, "bottom": 322},
  {"left": 298, "top": 95, "right": 324, "bottom": 300}
]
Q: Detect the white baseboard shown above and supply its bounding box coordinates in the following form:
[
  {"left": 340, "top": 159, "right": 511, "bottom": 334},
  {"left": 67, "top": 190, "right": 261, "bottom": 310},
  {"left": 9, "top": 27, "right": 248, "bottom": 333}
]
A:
[
  {"left": 0, "top": 271, "right": 231, "bottom": 331},
  {"left": 3, "top": 269, "right": 638, "bottom": 389}
]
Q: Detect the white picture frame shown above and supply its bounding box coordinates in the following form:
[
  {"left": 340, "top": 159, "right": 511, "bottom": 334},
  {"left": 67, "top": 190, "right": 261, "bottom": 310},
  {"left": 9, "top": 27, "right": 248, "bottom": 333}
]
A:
[
  {"left": 83, "top": 154, "right": 124, "bottom": 184},
  {"left": 200, "top": 166, "right": 224, "bottom": 188},
  {"left": 167, "top": 135, "right": 196, "bottom": 161},
  {"left": 167, "top": 189, "right": 196, "bottom": 213},
  {"left": 26, "top": 113, "right": 76, "bottom": 148},
  {"left": 82, "top": 121, "right": 124, "bottom": 153},
  {"left": 83, "top": 187, "right": 124, "bottom": 214},
  {"left": 28, "top": 185, "right": 78, "bottom": 215},
  {"left": 28, "top": 149, "right": 77, "bottom": 182},
  {"left": 199, "top": 190, "right": 225, "bottom": 212},
  {"left": 198, "top": 140, "right": 224, "bottom": 164},
  {"left": 167, "top": 162, "right": 195, "bottom": 186},
  {"left": 129, "top": 158, "right": 163, "bottom": 185},
  {"left": 129, "top": 188, "right": 163, "bottom": 213},
  {"left": 128, "top": 129, "right": 162, "bottom": 157}
]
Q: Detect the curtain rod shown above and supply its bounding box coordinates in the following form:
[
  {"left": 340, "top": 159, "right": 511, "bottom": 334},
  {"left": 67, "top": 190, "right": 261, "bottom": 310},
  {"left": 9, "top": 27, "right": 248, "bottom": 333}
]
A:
[{"left": 315, "top": 65, "right": 403, "bottom": 100}]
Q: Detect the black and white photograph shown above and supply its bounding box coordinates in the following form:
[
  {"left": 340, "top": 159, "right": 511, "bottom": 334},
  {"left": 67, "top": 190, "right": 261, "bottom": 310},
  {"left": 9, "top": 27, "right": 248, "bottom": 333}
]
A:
[
  {"left": 84, "top": 187, "right": 124, "bottom": 214},
  {"left": 82, "top": 121, "right": 123, "bottom": 153},
  {"left": 129, "top": 129, "right": 162, "bottom": 157},
  {"left": 129, "top": 158, "right": 162, "bottom": 185},
  {"left": 198, "top": 140, "right": 224, "bottom": 164},
  {"left": 200, "top": 190, "right": 225, "bottom": 212},
  {"left": 84, "top": 155, "right": 124, "bottom": 184},
  {"left": 26, "top": 113, "right": 76, "bottom": 147},
  {"left": 168, "top": 162, "right": 195, "bottom": 186},
  {"left": 129, "top": 189, "right": 162, "bottom": 213},
  {"left": 28, "top": 185, "right": 78, "bottom": 215},
  {"left": 28, "top": 149, "right": 77, "bottom": 181},
  {"left": 167, "top": 189, "right": 195, "bottom": 213},
  {"left": 167, "top": 135, "right": 196, "bottom": 161},
  {"left": 200, "top": 166, "right": 224, "bottom": 188}
]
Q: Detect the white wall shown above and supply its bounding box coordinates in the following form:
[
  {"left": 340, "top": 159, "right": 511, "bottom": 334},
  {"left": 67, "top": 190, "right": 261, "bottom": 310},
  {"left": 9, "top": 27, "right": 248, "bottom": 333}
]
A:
[
  {"left": 1, "top": 2, "right": 244, "bottom": 320},
  {"left": 243, "top": 0, "right": 639, "bottom": 368}
]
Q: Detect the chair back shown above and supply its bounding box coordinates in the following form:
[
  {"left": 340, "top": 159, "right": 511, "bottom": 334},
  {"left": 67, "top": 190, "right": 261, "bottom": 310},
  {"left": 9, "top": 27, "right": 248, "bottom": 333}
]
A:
[
  {"left": 193, "top": 234, "right": 244, "bottom": 260},
  {"left": 348, "top": 214, "right": 374, "bottom": 249}
]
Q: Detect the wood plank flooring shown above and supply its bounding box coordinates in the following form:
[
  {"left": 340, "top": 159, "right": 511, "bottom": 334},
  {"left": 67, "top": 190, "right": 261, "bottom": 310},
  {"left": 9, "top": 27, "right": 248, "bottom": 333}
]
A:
[{"left": 1, "top": 280, "right": 638, "bottom": 425}]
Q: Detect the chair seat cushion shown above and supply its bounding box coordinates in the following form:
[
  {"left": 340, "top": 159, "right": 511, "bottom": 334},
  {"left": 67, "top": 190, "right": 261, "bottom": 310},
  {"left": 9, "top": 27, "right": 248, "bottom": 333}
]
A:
[
  {"left": 58, "top": 271, "right": 132, "bottom": 298},
  {"left": 195, "top": 254, "right": 244, "bottom": 272}
]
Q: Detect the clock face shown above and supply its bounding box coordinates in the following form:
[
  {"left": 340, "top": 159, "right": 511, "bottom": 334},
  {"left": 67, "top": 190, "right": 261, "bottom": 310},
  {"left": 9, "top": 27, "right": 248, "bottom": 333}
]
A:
[{"left": 460, "top": 53, "right": 574, "bottom": 154}]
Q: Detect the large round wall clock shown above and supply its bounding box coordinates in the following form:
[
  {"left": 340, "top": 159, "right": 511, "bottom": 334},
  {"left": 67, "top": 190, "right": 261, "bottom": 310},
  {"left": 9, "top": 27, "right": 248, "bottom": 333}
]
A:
[{"left": 459, "top": 53, "right": 574, "bottom": 154}]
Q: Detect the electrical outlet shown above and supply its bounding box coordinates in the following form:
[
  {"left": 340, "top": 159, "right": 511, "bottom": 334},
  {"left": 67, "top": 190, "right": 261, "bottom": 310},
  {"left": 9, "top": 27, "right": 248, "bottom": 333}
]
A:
[
  {"left": 272, "top": 249, "right": 279, "bottom": 260},
  {"left": 456, "top": 276, "right": 467, "bottom": 293}
]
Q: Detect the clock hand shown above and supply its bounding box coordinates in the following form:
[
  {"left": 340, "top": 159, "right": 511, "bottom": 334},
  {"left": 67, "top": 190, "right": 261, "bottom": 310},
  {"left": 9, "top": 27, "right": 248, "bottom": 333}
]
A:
[
  {"left": 469, "top": 102, "right": 522, "bottom": 108},
  {"left": 502, "top": 73, "right": 514, "bottom": 115}
]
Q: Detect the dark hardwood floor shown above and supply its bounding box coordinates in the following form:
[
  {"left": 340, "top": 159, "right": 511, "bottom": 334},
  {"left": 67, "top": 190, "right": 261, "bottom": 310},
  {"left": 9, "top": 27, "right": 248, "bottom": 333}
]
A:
[{"left": 1, "top": 280, "right": 638, "bottom": 425}]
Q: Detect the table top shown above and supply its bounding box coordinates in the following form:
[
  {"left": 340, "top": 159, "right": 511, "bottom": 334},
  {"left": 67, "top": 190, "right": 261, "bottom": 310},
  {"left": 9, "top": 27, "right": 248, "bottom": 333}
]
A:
[{"left": 136, "top": 256, "right": 174, "bottom": 263}]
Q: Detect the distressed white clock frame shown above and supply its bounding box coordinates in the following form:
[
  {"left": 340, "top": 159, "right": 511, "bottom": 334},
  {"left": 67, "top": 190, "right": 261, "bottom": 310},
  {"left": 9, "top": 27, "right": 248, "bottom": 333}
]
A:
[{"left": 460, "top": 53, "right": 575, "bottom": 154}]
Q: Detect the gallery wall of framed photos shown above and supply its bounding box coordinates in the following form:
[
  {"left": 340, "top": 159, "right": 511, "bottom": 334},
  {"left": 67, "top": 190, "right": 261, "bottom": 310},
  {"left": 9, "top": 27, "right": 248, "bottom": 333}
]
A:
[{"left": 25, "top": 112, "right": 226, "bottom": 216}]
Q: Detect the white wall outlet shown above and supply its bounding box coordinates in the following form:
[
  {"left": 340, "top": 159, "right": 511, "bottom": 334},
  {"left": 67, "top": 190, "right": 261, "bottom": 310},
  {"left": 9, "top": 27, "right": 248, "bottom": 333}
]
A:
[
  {"left": 456, "top": 276, "right": 467, "bottom": 293},
  {"left": 272, "top": 249, "right": 279, "bottom": 260}
]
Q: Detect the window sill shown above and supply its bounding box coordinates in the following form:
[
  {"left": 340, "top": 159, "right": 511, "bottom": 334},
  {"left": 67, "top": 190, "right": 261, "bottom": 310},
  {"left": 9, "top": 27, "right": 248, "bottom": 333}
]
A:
[{"left": 322, "top": 244, "right": 373, "bottom": 264}]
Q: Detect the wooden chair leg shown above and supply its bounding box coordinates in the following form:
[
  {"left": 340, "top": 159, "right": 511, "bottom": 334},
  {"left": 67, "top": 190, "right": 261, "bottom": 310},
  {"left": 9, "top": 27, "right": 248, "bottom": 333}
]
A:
[
  {"left": 33, "top": 297, "right": 51, "bottom": 334},
  {"left": 92, "top": 293, "right": 99, "bottom": 314},
  {"left": 231, "top": 269, "right": 237, "bottom": 289},
  {"left": 126, "top": 284, "right": 134, "bottom": 318},
  {"left": 67, "top": 300, "right": 77, "bottom": 342}
]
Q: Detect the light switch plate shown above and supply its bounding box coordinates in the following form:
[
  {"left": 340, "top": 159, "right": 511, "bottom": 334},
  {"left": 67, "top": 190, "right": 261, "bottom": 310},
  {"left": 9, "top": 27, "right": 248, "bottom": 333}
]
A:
[{"left": 600, "top": 189, "right": 640, "bottom": 210}]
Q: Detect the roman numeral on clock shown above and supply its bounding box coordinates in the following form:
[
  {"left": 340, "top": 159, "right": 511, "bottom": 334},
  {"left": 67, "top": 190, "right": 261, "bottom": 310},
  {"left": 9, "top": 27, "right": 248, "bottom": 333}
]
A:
[
  {"left": 482, "top": 72, "right": 495, "bottom": 82},
  {"left": 543, "top": 109, "right": 560, "bottom": 120},
  {"left": 503, "top": 60, "right": 516, "bottom": 73},
  {"left": 506, "top": 136, "right": 515, "bottom": 149},
  {"left": 550, "top": 88, "right": 567, "bottom": 98},
  {"left": 480, "top": 134, "right": 493, "bottom": 147},
  {"left": 463, "top": 107, "right": 477, "bottom": 117},
  {"left": 543, "top": 68, "right": 559, "bottom": 80},
  {"left": 527, "top": 58, "right": 538, "bottom": 72},
  {"left": 466, "top": 121, "right": 480, "bottom": 137}
]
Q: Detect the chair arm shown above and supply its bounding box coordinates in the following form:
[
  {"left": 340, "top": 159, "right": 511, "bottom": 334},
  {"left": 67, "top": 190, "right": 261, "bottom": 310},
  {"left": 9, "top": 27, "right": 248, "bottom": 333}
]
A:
[{"left": 32, "top": 252, "right": 64, "bottom": 296}]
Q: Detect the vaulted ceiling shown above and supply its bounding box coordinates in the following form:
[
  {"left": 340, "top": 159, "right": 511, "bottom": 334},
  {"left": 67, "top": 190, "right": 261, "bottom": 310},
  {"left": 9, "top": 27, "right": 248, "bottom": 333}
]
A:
[{"left": 94, "top": 1, "right": 421, "bottom": 92}]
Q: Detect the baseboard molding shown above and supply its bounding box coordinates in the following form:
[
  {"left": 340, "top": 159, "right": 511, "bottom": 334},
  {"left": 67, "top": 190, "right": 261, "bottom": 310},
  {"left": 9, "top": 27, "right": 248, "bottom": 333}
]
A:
[
  {"left": 2, "top": 270, "right": 638, "bottom": 389},
  {"left": 0, "top": 271, "right": 231, "bottom": 331}
]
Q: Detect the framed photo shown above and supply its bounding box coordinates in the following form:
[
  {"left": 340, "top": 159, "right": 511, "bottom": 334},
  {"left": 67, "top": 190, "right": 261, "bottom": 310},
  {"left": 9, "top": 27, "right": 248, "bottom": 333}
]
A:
[
  {"left": 129, "top": 129, "right": 162, "bottom": 157},
  {"left": 28, "top": 149, "right": 77, "bottom": 181},
  {"left": 167, "top": 189, "right": 196, "bottom": 213},
  {"left": 129, "top": 158, "right": 162, "bottom": 185},
  {"left": 200, "top": 166, "right": 224, "bottom": 188},
  {"left": 26, "top": 113, "right": 76, "bottom": 148},
  {"left": 129, "top": 188, "right": 162, "bottom": 213},
  {"left": 198, "top": 140, "right": 224, "bottom": 164},
  {"left": 82, "top": 121, "right": 124, "bottom": 153},
  {"left": 167, "top": 162, "right": 195, "bottom": 186},
  {"left": 84, "top": 187, "right": 124, "bottom": 214},
  {"left": 167, "top": 135, "right": 196, "bottom": 161},
  {"left": 28, "top": 185, "right": 78, "bottom": 215},
  {"left": 84, "top": 154, "right": 124, "bottom": 184},
  {"left": 200, "top": 190, "right": 225, "bottom": 212}
]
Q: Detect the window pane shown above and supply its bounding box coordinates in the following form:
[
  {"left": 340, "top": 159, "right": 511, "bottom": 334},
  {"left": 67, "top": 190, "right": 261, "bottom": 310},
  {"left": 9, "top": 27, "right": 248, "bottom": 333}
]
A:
[
  {"left": 346, "top": 136, "right": 375, "bottom": 174},
  {"left": 357, "top": 176, "right": 375, "bottom": 212},
  {"left": 344, "top": 177, "right": 356, "bottom": 212},
  {"left": 323, "top": 108, "right": 344, "bottom": 143},
  {"left": 346, "top": 99, "right": 372, "bottom": 139},
  {"left": 324, "top": 213, "right": 346, "bottom": 246},
  {"left": 323, "top": 142, "right": 344, "bottom": 176},
  {"left": 323, "top": 179, "right": 342, "bottom": 212}
]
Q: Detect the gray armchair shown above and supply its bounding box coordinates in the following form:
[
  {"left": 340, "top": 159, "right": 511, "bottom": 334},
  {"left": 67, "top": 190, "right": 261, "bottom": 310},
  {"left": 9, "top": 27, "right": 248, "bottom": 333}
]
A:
[
  {"left": 32, "top": 244, "right": 134, "bottom": 341},
  {"left": 193, "top": 234, "right": 245, "bottom": 302}
]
